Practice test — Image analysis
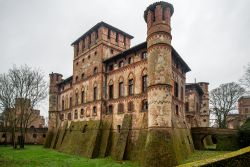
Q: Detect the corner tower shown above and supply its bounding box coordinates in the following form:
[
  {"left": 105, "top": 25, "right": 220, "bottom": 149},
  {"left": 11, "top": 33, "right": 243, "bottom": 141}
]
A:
[{"left": 143, "top": 2, "right": 177, "bottom": 167}]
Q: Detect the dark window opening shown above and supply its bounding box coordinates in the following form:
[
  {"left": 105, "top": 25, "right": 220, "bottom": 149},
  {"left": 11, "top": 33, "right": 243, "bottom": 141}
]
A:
[
  {"left": 181, "top": 86, "right": 184, "bottom": 100},
  {"left": 69, "top": 97, "right": 72, "bottom": 108},
  {"left": 75, "top": 93, "right": 78, "bottom": 106},
  {"left": 124, "top": 36, "right": 126, "bottom": 46},
  {"left": 75, "top": 76, "right": 79, "bottom": 82},
  {"left": 2, "top": 134, "right": 6, "bottom": 138},
  {"left": 185, "top": 102, "right": 189, "bottom": 112},
  {"left": 142, "top": 75, "right": 148, "bottom": 93},
  {"left": 93, "top": 106, "right": 97, "bottom": 116},
  {"left": 74, "top": 110, "right": 78, "bottom": 119},
  {"left": 128, "top": 102, "right": 134, "bottom": 112},
  {"left": 62, "top": 100, "right": 64, "bottom": 110},
  {"left": 118, "top": 103, "right": 124, "bottom": 114},
  {"left": 128, "top": 79, "right": 134, "bottom": 95},
  {"left": 118, "top": 61, "right": 124, "bottom": 68},
  {"left": 68, "top": 113, "right": 72, "bottom": 120},
  {"left": 96, "top": 30, "right": 98, "bottom": 40},
  {"left": 142, "top": 100, "right": 148, "bottom": 112},
  {"left": 93, "top": 67, "right": 98, "bottom": 74},
  {"left": 81, "top": 91, "right": 85, "bottom": 103},
  {"left": 93, "top": 87, "right": 97, "bottom": 101},
  {"left": 109, "top": 84, "right": 113, "bottom": 99},
  {"left": 174, "top": 82, "right": 179, "bottom": 98},
  {"left": 60, "top": 114, "right": 64, "bottom": 120},
  {"left": 119, "top": 82, "right": 124, "bottom": 97},
  {"left": 108, "top": 64, "right": 114, "bottom": 71},
  {"left": 117, "top": 125, "right": 121, "bottom": 133},
  {"left": 176, "top": 105, "right": 179, "bottom": 115},
  {"left": 128, "top": 57, "right": 132, "bottom": 64},
  {"left": 116, "top": 32, "right": 118, "bottom": 42},
  {"left": 43, "top": 134, "right": 46, "bottom": 138},
  {"left": 33, "top": 134, "right": 37, "bottom": 138},
  {"left": 108, "top": 29, "right": 111, "bottom": 39},
  {"left": 108, "top": 105, "right": 113, "bottom": 115},
  {"left": 111, "top": 49, "right": 114, "bottom": 54},
  {"left": 81, "top": 73, "right": 85, "bottom": 80},
  {"left": 80, "top": 109, "right": 84, "bottom": 118}
]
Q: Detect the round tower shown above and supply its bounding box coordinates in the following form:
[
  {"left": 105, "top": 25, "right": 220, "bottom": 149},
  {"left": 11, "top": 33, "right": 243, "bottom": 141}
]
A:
[
  {"left": 145, "top": 1, "right": 174, "bottom": 129},
  {"left": 143, "top": 2, "right": 177, "bottom": 167}
]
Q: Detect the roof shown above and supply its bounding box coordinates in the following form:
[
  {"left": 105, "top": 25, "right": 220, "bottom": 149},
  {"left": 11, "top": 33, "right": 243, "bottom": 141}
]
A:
[
  {"left": 71, "top": 21, "right": 134, "bottom": 46},
  {"left": 103, "top": 41, "right": 191, "bottom": 73},
  {"left": 57, "top": 76, "right": 73, "bottom": 86},
  {"left": 186, "top": 83, "right": 204, "bottom": 96}
]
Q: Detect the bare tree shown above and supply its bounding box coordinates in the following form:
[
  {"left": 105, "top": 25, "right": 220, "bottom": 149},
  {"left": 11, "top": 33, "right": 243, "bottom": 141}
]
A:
[
  {"left": 240, "top": 62, "right": 250, "bottom": 94},
  {"left": 210, "top": 82, "right": 245, "bottom": 128},
  {"left": 0, "top": 65, "right": 48, "bottom": 148}
]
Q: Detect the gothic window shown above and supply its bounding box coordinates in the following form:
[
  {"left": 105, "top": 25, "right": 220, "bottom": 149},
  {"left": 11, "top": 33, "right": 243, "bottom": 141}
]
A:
[
  {"left": 75, "top": 76, "right": 79, "bottom": 82},
  {"left": 74, "top": 110, "right": 78, "bottom": 119},
  {"left": 68, "top": 112, "right": 72, "bottom": 120},
  {"left": 93, "top": 67, "right": 98, "bottom": 75},
  {"left": 69, "top": 97, "right": 72, "bottom": 108},
  {"left": 128, "top": 79, "right": 134, "bottom": 95},
  {"left": 142, "top": 100, "right": 148, "bottom": 112},
  {"left": 117, "top": 125, "right": 121, "bottom": 133},
  {"left": 62, "top": 100, "right": 64, "bottom": 110},
  {"left": 124, "top": 36, "right": 126, "bottom": 46},
  {"left": 141, "top": 51, "right": 147, "bottom": 60},
  {"left": 118, "top": 60, "right": 124, "bottom": 68},
  {"left": 96, "top": 30, "right": 98, "bottom": 40},
  {"left": 108, "top": 105, "right": 113, "bottom": 115},
  {"left": 142, "top": 75, "right": 148, "bottom": 93},
  {"left": 128, "top": 101, "right": 134, "bottom": 112},
  {"left": 118, "top": 103, "right": 124, "bottom": 114},
  {"left": 93, "top": 86, "right": 97, "bottom": 101},
  {"left": 109, "top": 84, "right": 113, "bottom": 99},
  {"left": 181, "top": 86, "right": 184, "bottom": 100},
  {"left": 60, "top": 113, "right": 64, "bottom": 120},
  {"left": 108, "top": 29, "right": 111, "bottom": 39},
  {"left": 93, "top": 106, "right": 97, "bottom": 116},
  {"left": 80, "top": 109, "right": 84, "bottom": 118},
  {"left": 81, "top": 91, "right": 85, "bottom": 103},
  {"left": 119, "top": 82, "right": 124, "bottom": 97},
  {"left": 75, "top": 92, "right": 79, "bottom": 106},
  {"left": 116, "top": 32, "right": 118, "bottom": 42}
]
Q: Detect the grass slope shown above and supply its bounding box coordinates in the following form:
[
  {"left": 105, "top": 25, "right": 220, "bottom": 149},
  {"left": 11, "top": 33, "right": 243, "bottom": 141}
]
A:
[{"left": 0, "top": 145, "right": 139, "bottom": 167}]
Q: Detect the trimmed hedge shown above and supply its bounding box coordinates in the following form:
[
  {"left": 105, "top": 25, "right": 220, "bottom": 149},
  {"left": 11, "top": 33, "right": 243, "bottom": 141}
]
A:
[
  {"left": 238, "top": 118, "right": 250, "bottom": 148},
  {"left": 177, "top": 146, "right": 250, "bottom": 167}
]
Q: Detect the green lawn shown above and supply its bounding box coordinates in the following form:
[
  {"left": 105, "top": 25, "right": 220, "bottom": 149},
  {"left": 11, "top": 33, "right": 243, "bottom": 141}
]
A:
[
  {"left": 179, "top": 150, "right": 230, "bottom": 165},
  {"left": 0, "top": 145, "right": 139, "bottom": 167},
  {"left": 0, "top": 145, "right": 231, "bottom": 167}
]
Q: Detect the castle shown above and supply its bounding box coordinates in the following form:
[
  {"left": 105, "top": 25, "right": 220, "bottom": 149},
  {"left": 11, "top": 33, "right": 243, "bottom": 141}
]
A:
[{"left": 46, "top": 2, "right": 209, "bottom": 166}]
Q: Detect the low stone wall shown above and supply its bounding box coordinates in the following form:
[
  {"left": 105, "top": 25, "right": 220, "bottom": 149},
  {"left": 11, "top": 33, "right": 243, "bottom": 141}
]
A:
[
  {"left": 177, "top": 146, "right": 250, "bottom": 167},
  {"left": 0, "top": 128, "right": 48, "bottom": 145}
]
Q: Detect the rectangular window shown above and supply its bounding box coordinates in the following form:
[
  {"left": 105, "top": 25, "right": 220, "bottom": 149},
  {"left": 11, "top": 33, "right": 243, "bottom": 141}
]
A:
[
  {"left": 181, "top": 86, "right": 184, "bottom": 100},
  {"left": 94, "top": 87, "right": 97, "bottom": 101},
  {"left": 62, "top": 100, "right": 64, "bottom": 110},
  {"left": 75, "top": 93, "right": 78, "bottom": 106},
  {"left": 119, "top": 82, "right": 124, "bottom": 97},
  {"left": 185, "top": 102, "right": 189, "bottom": 112},
  {"left": 115, "top": 32, "right": 118, "bottom": 42},
  {"left": 128, "top": 57, "right": 132, "bottom": 64},
  {"left": 69, "top": 97, "right": 72, "bottom": 108},
  {"left": 109, "top": 85, "right": 113, "bottom": 99},
  {"left": 109, "top": 64, "right": 113, "bottom": 71},
  {"left": 174, "top": 82, "right": 179, "bottom": 98},
  {"left": 142, "top": 75, "right": 147, "bottom": 93},
  {"left": 128, "top": 79, "right": 134, "bottom": 95}
]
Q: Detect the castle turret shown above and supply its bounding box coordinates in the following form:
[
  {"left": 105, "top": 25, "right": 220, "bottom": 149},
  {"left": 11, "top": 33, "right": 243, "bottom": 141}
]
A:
[
  {"left": 143, "top": 2, "right": 177, "bottom": 167},
  {"left": 48, "top": 72, "right": 62, "bottom": 130}
]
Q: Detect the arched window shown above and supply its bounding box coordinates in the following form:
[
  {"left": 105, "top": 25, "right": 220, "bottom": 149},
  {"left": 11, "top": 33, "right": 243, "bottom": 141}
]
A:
[
  {"left": 119, "top": 76, "right": 124, "bottom": 97},
  {"left": 142, "top": 100, "right": 148, "bottom": 112},
  {"left": 118, "top": 103, "right": 124, "bottom": 114},
  {"left": 75, "top": 92, "right": 79, "bottom": 106},
  {"left": 128, "top": 101, "right": 134, "bottom": 112},
  {"left": 142, "top": 75, "right": 147, "bottom": 93},
  {"left": 80, "top": 109, "right": 84, "bottom": 118},
  {"left": 93, "top": 106, "right": 97, "bottom": 116},
  {"left": 93, "top": 67, "right": 98, "bottom": 74},
  {"left": 81, "top": 73, "right": 85, "bottom": 80},
  {"left": 118, "top": 60, "right": 124, "bottom": 68},
  {"left": 75, "top": 76, "right": 79, "bottom": 82},
  {"left": 81, "top": 90, "right": 85, "bottom": 104},
  {"left": 93, "top": 86, "right": 97, "bottom": 101},
  {"left": 128, "top": 79, "right": 134, "bottom": 95},
  {"left": 74, "top": 110, "right": 78, "bottom": 119},
  {"left": 108, "top": 80, "right": 114, "bottom": 99},
  {"left": 107, "top": 105, "right": 113, "bottom": 115},
  {"left": 60, "top": 113, "right": 64, "bottom": 120},
  {"left": 62, "top": 99, "right": 65, "bottom": 110},
  {"left": 68, "top": 112, "right": 72, "bottom": 120}
]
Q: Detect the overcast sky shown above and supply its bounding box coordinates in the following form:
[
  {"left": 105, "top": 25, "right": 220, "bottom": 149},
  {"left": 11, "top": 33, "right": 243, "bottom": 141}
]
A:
[{"left": 1, "top": 0, "right": 250, "bottom": 117}]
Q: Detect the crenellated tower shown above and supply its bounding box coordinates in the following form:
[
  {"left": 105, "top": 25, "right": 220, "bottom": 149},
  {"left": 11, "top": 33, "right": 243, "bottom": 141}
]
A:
[{"left": 48, "top": 72, "right": 63, "bottom": 130}]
